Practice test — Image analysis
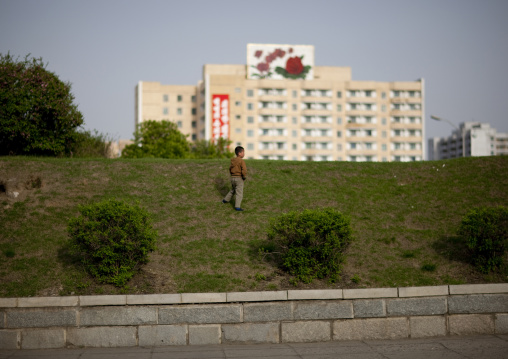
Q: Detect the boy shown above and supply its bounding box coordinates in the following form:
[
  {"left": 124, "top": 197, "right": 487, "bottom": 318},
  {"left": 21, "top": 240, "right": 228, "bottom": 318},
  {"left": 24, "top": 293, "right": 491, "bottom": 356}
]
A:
[{"left": 222, "top": 146, "right": 247, "bottom": 211}]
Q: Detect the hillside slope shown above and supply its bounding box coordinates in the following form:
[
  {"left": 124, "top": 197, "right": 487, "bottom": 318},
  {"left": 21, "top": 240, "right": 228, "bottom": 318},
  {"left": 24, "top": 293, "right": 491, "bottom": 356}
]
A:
[{"left": 0, "top": 156, "right": 507, "bottom": 297}]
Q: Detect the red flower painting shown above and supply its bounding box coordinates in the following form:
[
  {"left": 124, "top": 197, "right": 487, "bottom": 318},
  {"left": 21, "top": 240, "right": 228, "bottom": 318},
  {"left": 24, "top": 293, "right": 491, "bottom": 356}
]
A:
[{"left": 285, "top": 56, "right": 304, "bottom": 75}]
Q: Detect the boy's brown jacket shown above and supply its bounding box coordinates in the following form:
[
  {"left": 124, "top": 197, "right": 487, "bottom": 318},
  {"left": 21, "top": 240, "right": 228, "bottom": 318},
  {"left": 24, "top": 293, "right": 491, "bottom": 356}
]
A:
[{"left": 229, "top": 157, "right": 247, "bottom": 179}]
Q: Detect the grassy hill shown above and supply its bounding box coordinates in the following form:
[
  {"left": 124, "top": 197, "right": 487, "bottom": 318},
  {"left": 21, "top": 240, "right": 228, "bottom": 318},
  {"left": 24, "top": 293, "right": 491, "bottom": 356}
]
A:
[{"left": 0, "top": 156, "right": 507, "bottom": 297}]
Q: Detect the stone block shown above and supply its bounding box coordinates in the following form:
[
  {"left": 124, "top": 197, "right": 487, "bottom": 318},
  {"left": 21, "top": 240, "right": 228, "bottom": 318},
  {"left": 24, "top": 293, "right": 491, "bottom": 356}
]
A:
[
  {"left": 79, "top": 295, "right": 126, "bottom": 306},
  {"left": 398, "top": 286, "right": 449, "bottom": 297},
  {"left": 80, "top": 307, "right": 156, "bottom": 326},
  {"left": 159, "top": 304, "right": 242, "bottom": 324},
  {"left": 343, "top": 288, "right": 397, "bottom": 299},
  {"left": 138, "top": 325, "right": 187, "bottom": 346},
  {"left": 448, "top": 294, "right": 508, "bottom": 314},
  {"left": 288, "top": 289, "right": 343, "bottom": 300},
  {"left": 0, "top": 298, "right": 17, "bottom": 308},
  {"left": 293, "top": 301, "right": 353, "bottom": 320},
  {"left": 21, "top": 328, "right": 65, "bottom": 349},
  {"left": 189, "top": 325, "right": 221, "bottom": 345},
  {"left": 282, "top": 321, "right": 330, "bottom": 343},
  {"left": 126, "top": 294, "right": 181, "bottom": 305},
  {"left": 409, "top": 316, "right": 446, "bottom": 338},
  {"left": 353, "top": 299, "right": 386, "bottom": 318},
  {"left": 243, "top": 302, "right": 292, "bottom": 322},
  {"left": 18, "top": 296, "right": 78, "bottom": 308},
  {"left": 222, "top": 323, "right": 279, "bottom": 344},
  {"left": 333, "top": 317, "right": 409, "bottom": 340},
  {"left": 0, "top": 330, "right": 19, "bottom": 349},
  {"left": 7, "top": 308, "right": 76, "bottom": 328},
  {"left": 496, "top": 314, "right": 508, "bottom": 334},
  {"left": 181, "top": 292, "right": 227, "bottom": 304},
  {"left": 449, "top": 314, "right": 495, "bottom": 335},
  {"left": 67, "top": 326, "right": 137, "bottom": 347},
  {"left": 227, "top": 291, "right": 286, "bottom": 302},
  {"left": 386, "top": 297, "right": 447, "bottom": 316},
  {"left": 450, "top": 283, "right": 508, "bottom": 295}
]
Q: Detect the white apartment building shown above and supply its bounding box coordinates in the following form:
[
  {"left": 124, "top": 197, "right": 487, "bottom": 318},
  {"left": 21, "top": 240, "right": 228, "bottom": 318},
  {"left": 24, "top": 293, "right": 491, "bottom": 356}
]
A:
[
  {"left": 135, "top": 44, "right": 425, "bottom": 162},
  {"left": 428, "top": 122, "right": 508, "bottom": 160}
]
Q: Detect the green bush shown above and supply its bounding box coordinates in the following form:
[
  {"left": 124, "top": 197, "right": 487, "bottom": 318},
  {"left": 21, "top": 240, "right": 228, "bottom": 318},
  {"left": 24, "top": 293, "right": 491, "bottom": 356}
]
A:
[
  {"left": 71, "top": 129, "right": 113, "bottom": 158},
  {"left": 458, "top": 206, "right": 508, "bottom": 273},
  {"left": 68, "top": 199, "right": 157, "bottom": 286},
  {"left": 267, "top": 208, "right": 353, "bottom": 283}
]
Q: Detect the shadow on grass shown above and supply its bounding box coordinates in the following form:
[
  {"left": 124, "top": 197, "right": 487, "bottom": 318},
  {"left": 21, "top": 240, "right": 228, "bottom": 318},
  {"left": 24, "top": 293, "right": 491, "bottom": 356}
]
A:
[
  {"left": 431, "top": 235, "right": 471, "bottom": 265},
  {"left": 213, "top": 175, "right": 229, "bottom": 197}
]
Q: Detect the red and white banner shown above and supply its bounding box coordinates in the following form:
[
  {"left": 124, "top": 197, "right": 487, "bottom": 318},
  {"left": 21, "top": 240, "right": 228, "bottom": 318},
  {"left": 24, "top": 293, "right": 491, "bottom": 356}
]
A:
[{"left": 211, "top": 94, "right": 229, "bottom": 141}]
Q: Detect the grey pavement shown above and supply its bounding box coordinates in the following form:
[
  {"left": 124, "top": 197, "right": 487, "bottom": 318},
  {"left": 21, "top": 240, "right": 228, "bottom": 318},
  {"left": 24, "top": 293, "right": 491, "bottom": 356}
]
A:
[{"left": 1, "top": 335, "right": 508, "bottom": 359}]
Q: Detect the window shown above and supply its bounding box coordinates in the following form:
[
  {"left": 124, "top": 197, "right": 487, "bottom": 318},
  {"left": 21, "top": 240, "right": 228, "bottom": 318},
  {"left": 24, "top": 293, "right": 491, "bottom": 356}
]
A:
[
  {"left": 262, "top": 129, "right": 269, "bottom": 136},
  {"left": 192, "top": 134, "right": 196, "bottom": 140},
  {"left": 192, "top": 121, "right": 196, "bottom": 128},
  {"left": 365, "top": 142, "right": 373, "bottom": 149},
  {"left": 292, "top": 130, "right": 297, "bottom": 137},
  {"left": 163, "top": 107, "right": 168, "bottom": 115},
  {"left": 235, "top": 88, "right": 241, "bottom": 93},
  {"left": 177, "top": 95, "right": 182, "bottom": 102},
  {"left": 337, "top": 117, "right": 342, "bottom": 125},
  {"left": 247, "top": 103, "right": 253, "bottom": 110},
  {"left": 191, "top": 95, "right": 196, "bottom": 102},
  {"left": 277, "top": 142, "right": 284, "bottom": 149},
  {"left": 382, "top": 144, "right": 387, "bottom": 151},
  {"left": 276, "top": 116, "right": 284, "bottom": 122},
  {"left": 365, "top": 90, "right": 372, "bottom": 97},
  {"left": 247, "top": 143, "right": 254, "bottom": 150},
  {"left": 247, "top": 89, "right": 254, "bottom": 97},
  {"left": 235, "top": 128, "right": 241, "bottom": 133},
  {"left": 382, "top": 118, "right": 387, "bottom": 125},
  {"left": 305, "top": 89, "right": 312, "bottom": 96},
  {"left": 277, "top": 129, "right": 284, "bottom": 136},
  {"left": 292, "top": 90, "right": 297, "bottom": 98},
  {"left": 321, "top": 129, "right": 328, "bottom": 136},
  {"left": 337, "top": 91, "right": 342, "bottom": 98},
  {"left": 247, "top": 116, "right": 254, "bottom": 123},
  {"left": 247, "top": 130, "right": 254, "bottom": 137},
  {"left": 276, "top": 102, "right": 284, "bottom": 109},
  {"left": 305, "top": 142, "right": 313, "bottom": 149},
  {"left": 320, "top": 116, "right": 328, "bottom": 123},
  {"left": 292, "top": 117, "right": 297, "bottom": 124},
  {"left": 381, "top": 92, "right": 386, "bottom": 99},
  {"left": 163, "top": 94, "right": 169, "bottom": 102},
  {"left": 292, "top": 144, "right": 297, "bottom": 150},
  {"left": 381, "top": 105, "right": 386, "bottom": 112},
  {"left": 305, "top": 129, "right": 312, "bottom": 136},
  {"left": 177, "top": 121, "right": 182, "bottom": 128},
  {"left": 337, "top": 144, "right": 342, "bottom": 151},
  {"left": 365, "top": 130, "right": 373, "bottom": 136},
  {"left": 235, "top": 115, "right": 241, "bottom": 120},
  {"left": 382, "top": 131, "right": 387, "bottom": 138},
  {"left": 177, "top": 108, "right": 182, "bottom": 115},
  {"left": 192, "top": 108, "right": 197, "bottom": 115},
  {"left": 350, "top": 142, "right": 357, "bottom": 149},
  {"left": 410, "top": 143, "right": 417, "bottom": 150},
  {"left": 235, "top": 101, "right": 241, "bottom": 106},
  {"left": 337, "top": 131, "right": 342, "bottom": 138},
  {"left": 292, "top": 104, "right": 297, "bottom": 111},
  {"left": 337, "top": 104, "right": 342, "bottom": 111}
]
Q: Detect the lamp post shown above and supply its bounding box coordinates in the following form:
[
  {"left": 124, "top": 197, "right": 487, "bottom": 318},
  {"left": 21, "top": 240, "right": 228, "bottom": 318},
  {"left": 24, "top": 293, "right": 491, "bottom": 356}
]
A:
[{"left": 430, "top": 115, "right": 466, "bottom": 158}]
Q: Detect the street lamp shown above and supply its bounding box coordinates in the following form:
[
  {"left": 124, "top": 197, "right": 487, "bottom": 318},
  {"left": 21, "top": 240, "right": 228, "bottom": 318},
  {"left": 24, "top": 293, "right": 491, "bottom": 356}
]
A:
[{"left": 430, "top": 115, "right": 465, "bottom": 158}]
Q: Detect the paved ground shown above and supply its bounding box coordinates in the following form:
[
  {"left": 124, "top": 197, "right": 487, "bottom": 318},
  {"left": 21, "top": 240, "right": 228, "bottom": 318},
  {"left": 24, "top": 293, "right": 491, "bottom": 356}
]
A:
[{"left": 1, "top": 335, "right": 507, "bottom": 359}]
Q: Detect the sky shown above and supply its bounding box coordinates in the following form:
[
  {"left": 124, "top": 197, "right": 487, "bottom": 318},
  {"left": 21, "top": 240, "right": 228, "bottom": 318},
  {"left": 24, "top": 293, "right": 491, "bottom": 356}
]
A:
[{"left": 1, "top": 0, "right": 508, "bottom": 145}]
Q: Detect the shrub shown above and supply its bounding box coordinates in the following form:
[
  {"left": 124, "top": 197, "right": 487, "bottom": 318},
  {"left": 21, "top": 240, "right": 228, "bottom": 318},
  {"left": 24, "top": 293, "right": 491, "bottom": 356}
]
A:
[
  {"left": 266, "top": 208, "right": 353, "bottom": 283},
  {"left": 68, "top": 199, "right": 157, "bottom": 286},
  {"left": 71, "top": 129, "right": 113, "bottom": 158},
  {"left": 458, "top": 206, "right": 508, "bottom": 273}
]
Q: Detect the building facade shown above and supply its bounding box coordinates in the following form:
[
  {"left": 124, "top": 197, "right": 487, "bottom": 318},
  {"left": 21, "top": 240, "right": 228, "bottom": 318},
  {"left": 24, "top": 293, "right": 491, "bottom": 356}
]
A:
[
  {"left": 428, "top": 122, "right": 508, "bottom": 160},
  {"left": 135, "top": 44, "right": 425, "bottom": 162}
]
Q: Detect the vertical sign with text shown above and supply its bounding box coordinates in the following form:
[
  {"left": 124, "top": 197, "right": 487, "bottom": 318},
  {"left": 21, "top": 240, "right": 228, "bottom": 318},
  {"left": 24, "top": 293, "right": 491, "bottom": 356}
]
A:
[{"left": 212, "top": 94, "right": 229, "bottom": 142}]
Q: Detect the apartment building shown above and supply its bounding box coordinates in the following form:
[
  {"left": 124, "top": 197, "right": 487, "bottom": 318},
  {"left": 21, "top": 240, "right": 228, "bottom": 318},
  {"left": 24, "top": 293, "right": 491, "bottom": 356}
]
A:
[
  {"left": 135, "top": 44, "right": 425, "bottom": 162},
  {"left": 428, "top": 122, "right": 508, "bottom": 160}
]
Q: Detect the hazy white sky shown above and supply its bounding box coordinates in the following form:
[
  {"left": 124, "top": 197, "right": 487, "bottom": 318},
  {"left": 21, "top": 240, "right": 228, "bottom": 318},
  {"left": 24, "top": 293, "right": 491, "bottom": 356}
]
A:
[{"left": 1, "top": 0, "right": 507, "bottom": 143}]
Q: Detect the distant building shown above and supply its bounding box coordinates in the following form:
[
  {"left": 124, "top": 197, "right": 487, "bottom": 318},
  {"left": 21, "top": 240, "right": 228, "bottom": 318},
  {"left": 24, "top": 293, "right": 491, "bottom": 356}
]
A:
[
  {"left": 135, "top": 44, "right": 425, "bottom": 162},
  {"left": 428, "top": 122, "right": 508, "bottom": 160}
]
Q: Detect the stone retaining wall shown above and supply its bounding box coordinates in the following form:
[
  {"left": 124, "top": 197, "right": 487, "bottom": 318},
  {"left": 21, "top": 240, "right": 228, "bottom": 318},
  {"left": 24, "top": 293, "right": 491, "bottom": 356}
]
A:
[{"left": 1, "top": 284, "right": 507, "bottom": 349}]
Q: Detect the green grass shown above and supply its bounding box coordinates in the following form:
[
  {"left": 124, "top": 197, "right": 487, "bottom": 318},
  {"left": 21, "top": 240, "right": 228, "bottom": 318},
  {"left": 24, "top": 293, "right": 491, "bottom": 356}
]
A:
[{"left": 0, "top": 156, "right": 507, "bottom": 297}]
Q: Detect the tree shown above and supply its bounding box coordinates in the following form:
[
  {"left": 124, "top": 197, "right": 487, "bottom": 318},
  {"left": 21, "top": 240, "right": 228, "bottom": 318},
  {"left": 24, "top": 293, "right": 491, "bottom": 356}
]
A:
[
  {"left": 0, "top": 53, "right": 84, "bottom": 156},
  {"left": 122, "top": 120, "right": 190, "bottom": 159},
  {"left": 190, "top": 137, "right": 234, "bottom": 159}
]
